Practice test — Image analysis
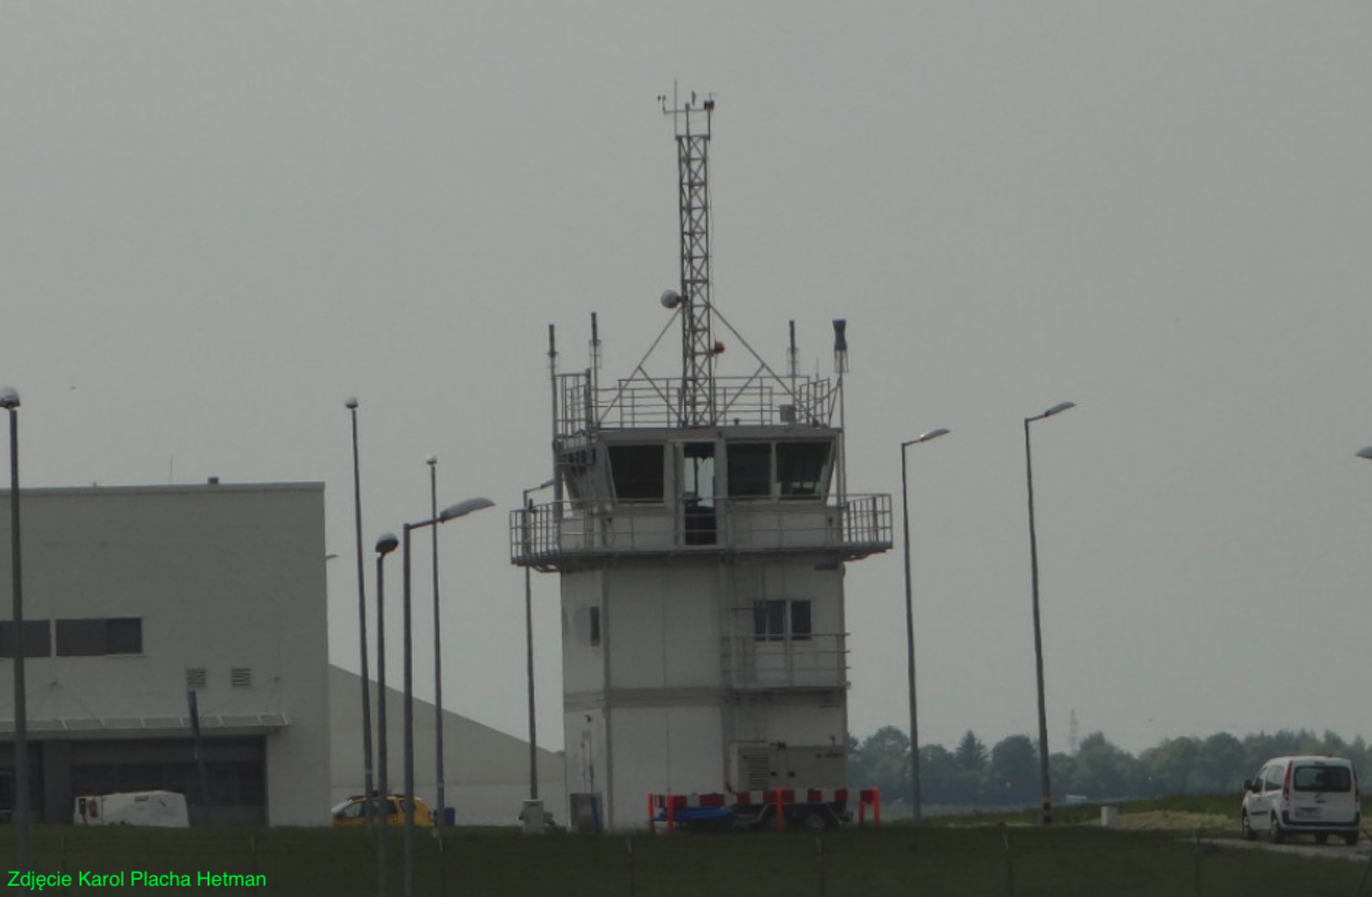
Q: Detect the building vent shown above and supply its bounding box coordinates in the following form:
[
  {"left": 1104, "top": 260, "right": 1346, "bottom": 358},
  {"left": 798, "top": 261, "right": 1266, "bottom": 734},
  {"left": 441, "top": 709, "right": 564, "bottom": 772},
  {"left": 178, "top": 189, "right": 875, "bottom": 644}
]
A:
[
  {"left": 230, "top": 667, "right": 252, "bottom": 689},
  {"left": 185, "top": 668, "right": 207, "bottom": 690}
]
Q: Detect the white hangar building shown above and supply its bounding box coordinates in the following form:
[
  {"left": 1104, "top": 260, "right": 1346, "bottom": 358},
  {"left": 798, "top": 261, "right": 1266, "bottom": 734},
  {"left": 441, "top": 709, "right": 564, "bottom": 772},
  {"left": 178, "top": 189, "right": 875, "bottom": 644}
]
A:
[
  {"left": 0, "top": 482, "right": 329, "bottom": 826},
  {"left": 0, "top": 481, "right": 563, "bottom": 828}
]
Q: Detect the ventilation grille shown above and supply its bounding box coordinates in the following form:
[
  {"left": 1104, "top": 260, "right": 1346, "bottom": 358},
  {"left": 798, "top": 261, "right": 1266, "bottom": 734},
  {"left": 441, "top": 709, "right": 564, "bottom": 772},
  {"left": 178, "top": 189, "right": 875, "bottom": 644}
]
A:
[
  {"left": 185, "top": 668, "right": 207, "bottom": 690},
  {"left": 230, "top": 667, "right": 252, "bottom": 689}
]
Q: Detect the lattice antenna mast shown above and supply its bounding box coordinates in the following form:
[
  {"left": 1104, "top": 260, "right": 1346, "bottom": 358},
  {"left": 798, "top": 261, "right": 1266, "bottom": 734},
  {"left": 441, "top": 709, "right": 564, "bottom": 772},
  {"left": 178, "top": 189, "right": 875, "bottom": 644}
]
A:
[{"left": 662, "top": 90, "right": 718, "bottom": 427}]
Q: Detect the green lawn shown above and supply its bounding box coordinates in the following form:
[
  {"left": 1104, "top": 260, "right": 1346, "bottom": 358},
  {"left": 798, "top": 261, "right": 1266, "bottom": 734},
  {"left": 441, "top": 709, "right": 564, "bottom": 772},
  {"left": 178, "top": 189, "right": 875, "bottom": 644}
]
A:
[{"left": 1, "top": 807, "right": 1368, "bottom": 897}]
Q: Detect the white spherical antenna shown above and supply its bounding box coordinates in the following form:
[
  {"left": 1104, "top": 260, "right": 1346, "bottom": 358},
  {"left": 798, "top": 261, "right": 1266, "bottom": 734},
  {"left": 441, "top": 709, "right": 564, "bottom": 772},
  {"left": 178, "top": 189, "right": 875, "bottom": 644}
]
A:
[{"left": 660, "top": 290, "right": 682, "bottom": 309}]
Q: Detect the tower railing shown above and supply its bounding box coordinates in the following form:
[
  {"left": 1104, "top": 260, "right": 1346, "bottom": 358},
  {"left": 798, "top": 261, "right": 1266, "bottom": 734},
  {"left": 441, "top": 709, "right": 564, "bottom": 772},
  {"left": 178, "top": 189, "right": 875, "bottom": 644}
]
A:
[
  {"left": 510, "top": 493, "right": 891, "bottom": 566},
  {"left": 554, "top": 370, "right": 839, "bottom": 438},
  {"left": 719, "top": 632, "right": 849, "bottom": 690}
]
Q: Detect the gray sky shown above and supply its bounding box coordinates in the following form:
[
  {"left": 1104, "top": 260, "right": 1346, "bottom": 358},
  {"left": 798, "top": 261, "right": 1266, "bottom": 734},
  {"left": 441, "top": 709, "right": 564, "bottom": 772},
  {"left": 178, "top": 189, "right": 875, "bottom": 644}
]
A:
[{"left": 3, "top": 3, "right": 1371, "bottom": 757}]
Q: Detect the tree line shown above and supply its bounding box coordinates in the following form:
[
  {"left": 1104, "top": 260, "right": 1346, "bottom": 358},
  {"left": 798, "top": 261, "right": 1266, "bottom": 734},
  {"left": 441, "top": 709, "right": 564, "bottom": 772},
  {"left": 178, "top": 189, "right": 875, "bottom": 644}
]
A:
[{"left": 847, "top": 726, "right": 1372, "bottom": 809}]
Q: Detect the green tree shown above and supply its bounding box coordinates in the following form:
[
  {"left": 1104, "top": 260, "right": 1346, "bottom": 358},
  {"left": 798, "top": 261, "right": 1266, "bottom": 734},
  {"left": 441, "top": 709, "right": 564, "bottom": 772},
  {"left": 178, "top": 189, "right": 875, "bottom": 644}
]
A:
[
  {"left": 987, "top": 735, "right": 1039, "bottom": 806},
  {"left": 1071, "top": 732, "right": 1134, "bottom": 799},
  {"left": 955, "top": 730, "right": 987, "bottom": 771}
]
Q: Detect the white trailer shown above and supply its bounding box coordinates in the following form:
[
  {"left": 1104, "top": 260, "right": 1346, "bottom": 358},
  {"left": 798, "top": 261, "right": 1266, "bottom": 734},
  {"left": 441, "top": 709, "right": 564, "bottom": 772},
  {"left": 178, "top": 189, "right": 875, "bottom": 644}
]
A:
[{"left": 74, "top": 791, "right": 190, "bottom": 828}]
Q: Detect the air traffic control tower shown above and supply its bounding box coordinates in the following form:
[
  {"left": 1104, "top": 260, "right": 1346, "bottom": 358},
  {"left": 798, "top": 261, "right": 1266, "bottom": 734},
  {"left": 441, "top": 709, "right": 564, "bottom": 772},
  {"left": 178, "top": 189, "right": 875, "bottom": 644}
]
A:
[{"left": 510, "top": 96, "right": 892, "bottom": 831}]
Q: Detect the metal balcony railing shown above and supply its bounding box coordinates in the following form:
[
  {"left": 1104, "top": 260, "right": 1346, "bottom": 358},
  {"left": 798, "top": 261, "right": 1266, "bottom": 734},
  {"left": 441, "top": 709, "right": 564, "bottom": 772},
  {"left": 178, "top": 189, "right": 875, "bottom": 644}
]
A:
[
  {"left": 510, "top": 494, "right": 891, "bottom": 566},
  {"left": 719, "top": 633, "right": 849, "bottom": 690}
]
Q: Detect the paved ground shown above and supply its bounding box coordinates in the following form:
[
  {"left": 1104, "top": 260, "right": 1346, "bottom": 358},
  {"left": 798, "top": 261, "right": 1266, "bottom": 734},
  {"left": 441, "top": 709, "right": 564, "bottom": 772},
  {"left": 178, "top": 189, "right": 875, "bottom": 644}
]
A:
[{"left": 1205, "top": 837, "right": 1372, "bottom": 864}]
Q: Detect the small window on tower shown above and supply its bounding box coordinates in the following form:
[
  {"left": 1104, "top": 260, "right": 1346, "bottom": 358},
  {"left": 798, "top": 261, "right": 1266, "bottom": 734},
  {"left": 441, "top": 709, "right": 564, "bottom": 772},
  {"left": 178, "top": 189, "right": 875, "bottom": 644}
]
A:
[
  {"left": 589, "top": 606, "right": 601, "bottom": 647},
  {"left": 753, "top": 600, "right": 786, "bottom": 642},
  {"left": 727, "top": 443, "right": 772, "bottom": 497},
  {"left": 608, "top": 445, "right": 665, "bottom": 501},
  {"left": 776, "top": 442, "right": 831, "bottom": 497}
]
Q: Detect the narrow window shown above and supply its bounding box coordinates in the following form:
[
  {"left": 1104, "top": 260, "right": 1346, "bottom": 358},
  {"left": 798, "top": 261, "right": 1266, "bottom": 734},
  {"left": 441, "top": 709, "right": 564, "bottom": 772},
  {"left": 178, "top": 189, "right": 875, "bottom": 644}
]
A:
[
  {"left": 790, "top": 600, "right": 813, "bottom": 641},
  {"left": 589, "top": 606, "right": 601, "bottom": 647}
]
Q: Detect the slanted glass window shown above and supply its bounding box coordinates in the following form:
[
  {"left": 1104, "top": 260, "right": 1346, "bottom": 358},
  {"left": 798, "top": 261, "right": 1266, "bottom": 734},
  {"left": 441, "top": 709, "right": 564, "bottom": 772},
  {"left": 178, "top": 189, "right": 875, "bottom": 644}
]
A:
[
  {"left": 776, "top": 442, "right": 831, "bottom": 497},
  {"left": 727, "top": 443, "right": 772, "bottom": 497},
  {"left": 608, "top": 445, "right": 664, "bottom": 501},
  {"left": 0, "top": 620, "right": 50, "bottom": 658}
]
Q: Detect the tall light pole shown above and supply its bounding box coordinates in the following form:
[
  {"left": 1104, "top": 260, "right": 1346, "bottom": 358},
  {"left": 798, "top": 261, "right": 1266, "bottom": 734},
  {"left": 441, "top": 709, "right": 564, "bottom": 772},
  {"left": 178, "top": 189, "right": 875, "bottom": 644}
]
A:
[
  {"left": 347, "top": 398, "right": 377, "bottom": 832},
  {"left": 522, "top": 479, "right": 555, "bottom": 805},
  {"left": 1024, "top": 400, "right": 1075, "bottom": 826},
  {"left": 402, "top": 497, "right": 494, "bottom": 897},
  {"left": 899, "top": 427, "right": 949, "bottom": 825},
  {"left": 426, "top": 456, "right": 449, "bottom": 829},
  {"left": 2, "top": 387, "right": 27, "bottom": 872},
  {"left": 374, "top": 532, "right": 398, "bottom": 897}
]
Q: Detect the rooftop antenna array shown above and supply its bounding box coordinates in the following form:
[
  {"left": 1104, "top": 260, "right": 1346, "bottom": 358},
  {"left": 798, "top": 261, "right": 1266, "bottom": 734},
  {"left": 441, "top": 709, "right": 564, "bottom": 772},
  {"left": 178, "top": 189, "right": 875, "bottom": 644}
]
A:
[{"left": 660, "top": 87, "right": 718, "bottom": 428}]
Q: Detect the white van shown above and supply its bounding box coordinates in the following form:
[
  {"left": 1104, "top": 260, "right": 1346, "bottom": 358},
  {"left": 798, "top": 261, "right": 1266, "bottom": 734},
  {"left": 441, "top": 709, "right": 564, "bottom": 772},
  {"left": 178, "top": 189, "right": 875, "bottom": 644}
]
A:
[{"left": 1241, "top": 755, "right": 1360, "bottom": 845}]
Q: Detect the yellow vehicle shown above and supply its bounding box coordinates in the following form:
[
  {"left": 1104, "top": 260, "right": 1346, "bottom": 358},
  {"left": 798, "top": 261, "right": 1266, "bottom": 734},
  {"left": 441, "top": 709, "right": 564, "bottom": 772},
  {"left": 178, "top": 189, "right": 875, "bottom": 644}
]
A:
[{"left": 331, "top": 794, "right": 434, "bottom": 827}]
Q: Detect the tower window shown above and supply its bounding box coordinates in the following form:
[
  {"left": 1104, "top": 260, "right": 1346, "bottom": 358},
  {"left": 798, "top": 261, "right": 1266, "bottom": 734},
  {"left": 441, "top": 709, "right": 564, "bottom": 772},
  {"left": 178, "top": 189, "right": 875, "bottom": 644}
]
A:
[
  {"left": 589, "top": 606, "right": 601, "bottom": 647},
  {"left": 608, "top": 445, "right": 664, "bottom": 501},
  {"left": 753, "top": 600, "right": 812, "bottom": 642},
  {"left": 727, "top": 443, "right": 771, "bottom": 497}
]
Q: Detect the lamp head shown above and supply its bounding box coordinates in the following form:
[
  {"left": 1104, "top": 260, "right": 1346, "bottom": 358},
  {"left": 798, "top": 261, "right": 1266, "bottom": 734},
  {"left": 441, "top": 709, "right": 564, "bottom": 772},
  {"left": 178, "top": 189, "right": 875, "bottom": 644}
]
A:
[
  {"left": 0, "top": 387, "right": 19, "bottom": 410},
  {"left": 426, "top": 455, "right": 437, "bottom": 467},
  {"left": 1357, "top": 447, "right": 1372, "bottom": 461},
  {"left": 345, "top": 397, "right": 358, "bottom": 410},
  {"left": 439, "top": 497, "right": 495, "bottom": 522},
  {"left": 375, "top": 532, "right": 399, "bottom": 556}
]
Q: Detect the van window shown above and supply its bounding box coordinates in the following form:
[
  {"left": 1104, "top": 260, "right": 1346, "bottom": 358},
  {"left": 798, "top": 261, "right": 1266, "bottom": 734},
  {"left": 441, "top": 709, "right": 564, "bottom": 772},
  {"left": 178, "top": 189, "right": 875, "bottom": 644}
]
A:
[
  {"left": 1263, "top": 766, "right": 1283, "bottom": 792},
  {"left": 1293, "top": 765, "right": 1351, "bottom": 793}
]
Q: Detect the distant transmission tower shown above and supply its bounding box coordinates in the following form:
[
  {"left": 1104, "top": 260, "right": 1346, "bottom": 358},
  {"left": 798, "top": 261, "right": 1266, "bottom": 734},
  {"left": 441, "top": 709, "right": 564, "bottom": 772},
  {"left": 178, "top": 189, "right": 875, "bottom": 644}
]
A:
[{"left": 661, "top": 90, "right": 718, "bottom": 427}]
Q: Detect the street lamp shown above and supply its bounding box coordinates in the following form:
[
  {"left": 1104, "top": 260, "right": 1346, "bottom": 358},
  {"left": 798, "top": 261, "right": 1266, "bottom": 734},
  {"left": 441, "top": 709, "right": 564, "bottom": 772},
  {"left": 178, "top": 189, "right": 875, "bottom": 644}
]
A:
[
  {"left": 346, "top": 398, "right": 377, "bottom": 832},
  {"left": 1, "top": 387, "right": 28, "bottom": 873},
  {"left": 374, "top": 531, "right": 398, "bottom": 897},
  {"left": 522, "top": 479, "right": 555, "bottom": 807},
  {"left": 402, "top": 497, "right": 494, "bottom": 897},
  {"left": 1357, "top": 448, "right": 1372, "bottom": 462},
  {"left": 425, "top": 456, "right": 450, "bottom": 830},
  {"left": 1024, "top": 400, "right": 1075, "bottom": 826},
  {"left": 899, "top": 427, "right": 949, "bottom": 826}
]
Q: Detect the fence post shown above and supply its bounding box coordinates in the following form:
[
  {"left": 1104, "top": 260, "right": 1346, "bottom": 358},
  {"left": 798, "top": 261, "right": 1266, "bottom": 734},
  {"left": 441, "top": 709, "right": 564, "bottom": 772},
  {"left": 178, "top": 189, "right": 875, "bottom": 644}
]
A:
[
  {"left": 1192, "top": 828, "right": 1201, "bottom": 897},
  {"left": 1001, "top": 824, "right": 1015, "bottom": 897},
  {"left": 438, "top": 826, "right": 447, "bottom": 897},
  {"left": 816, "top": 837, "right": 826, "bottom": 897}
]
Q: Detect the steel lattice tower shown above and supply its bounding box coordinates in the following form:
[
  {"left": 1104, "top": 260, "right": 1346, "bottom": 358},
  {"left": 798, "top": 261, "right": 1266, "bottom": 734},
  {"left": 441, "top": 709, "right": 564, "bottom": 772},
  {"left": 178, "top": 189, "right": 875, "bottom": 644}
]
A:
[{"left": 670, "top": 95, "right": 716, "bottom": 427}]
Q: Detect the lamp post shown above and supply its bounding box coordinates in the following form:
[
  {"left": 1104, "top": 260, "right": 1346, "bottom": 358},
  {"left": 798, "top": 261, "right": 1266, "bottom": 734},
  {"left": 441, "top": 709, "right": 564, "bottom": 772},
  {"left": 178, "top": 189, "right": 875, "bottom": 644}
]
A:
[
  {"left": 2, "top": 387, "right": 27, "bottom": 873},
  {"left": 522, "top": 479, "right": 555, "bottom": 804},
  {"left": 402, "top": 497, "right": 494, "bottom": 897},
  {"left": 1024, "top": 400, "right": 1075, "bottom": 826},
  {"left": 426, "top": 456, "right": 449, "bottom": 829},
  {"left": 347, "top": 398, "right": 377, "bottom": 832},
  {"left": 374, "top": 532, "right": 398, "bottom": 897},
  {"left": 899, "top": 427, "right": 949, "bottom": 825}
]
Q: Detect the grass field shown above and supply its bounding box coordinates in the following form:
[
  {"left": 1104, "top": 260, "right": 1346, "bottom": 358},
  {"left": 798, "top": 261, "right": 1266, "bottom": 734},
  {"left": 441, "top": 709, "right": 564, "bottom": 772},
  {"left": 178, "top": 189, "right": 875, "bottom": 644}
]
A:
[{"left": 2, "top": 797, "right": 1370, "bottom": 897}]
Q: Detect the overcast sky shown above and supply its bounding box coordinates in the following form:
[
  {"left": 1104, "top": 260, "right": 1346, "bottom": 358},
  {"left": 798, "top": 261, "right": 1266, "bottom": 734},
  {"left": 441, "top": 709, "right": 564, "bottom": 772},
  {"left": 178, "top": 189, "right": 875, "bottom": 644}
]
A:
[{"left": 3, "top": 3, "right": 1371, "bottom": 758}]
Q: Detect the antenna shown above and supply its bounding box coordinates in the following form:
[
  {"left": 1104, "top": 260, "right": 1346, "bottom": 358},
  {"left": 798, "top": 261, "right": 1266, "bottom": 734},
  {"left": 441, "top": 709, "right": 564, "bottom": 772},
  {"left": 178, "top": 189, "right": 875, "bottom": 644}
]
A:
[{"left": 662, "top": 89, "right": 718, "bottom": 427}]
